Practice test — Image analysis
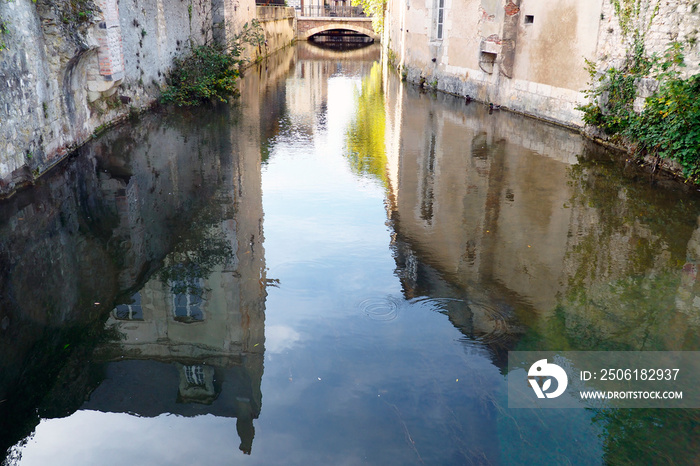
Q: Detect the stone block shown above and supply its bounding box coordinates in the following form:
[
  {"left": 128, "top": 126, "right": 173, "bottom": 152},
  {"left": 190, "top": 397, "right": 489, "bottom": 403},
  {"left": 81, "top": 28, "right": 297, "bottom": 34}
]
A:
[{"left": 536, "top": 82, "right": 551, "bottom": 98}]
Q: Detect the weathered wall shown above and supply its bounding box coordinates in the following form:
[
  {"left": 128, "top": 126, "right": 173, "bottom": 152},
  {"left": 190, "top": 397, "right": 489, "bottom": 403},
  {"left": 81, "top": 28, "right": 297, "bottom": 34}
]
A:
[
  {"left": 384, "top": 0, "right": 700, "bottom": 128},
  {"left": 384, "top": 0, "right": 601, "bottom": 126},
  {"left": 257, "top": 6, "right": 297, "bottom": 55},
  {"left": 0, "top": 0, "right": 221, "bottom": 195},
  {"left": 596, "top": 0, "right": 700, "bottom": 77},
  {"left": 594, "top": 0, "right": 700, "bottom": 112},
  {"left": 0, "top": 0, "right": 297, "bottom": 198}
]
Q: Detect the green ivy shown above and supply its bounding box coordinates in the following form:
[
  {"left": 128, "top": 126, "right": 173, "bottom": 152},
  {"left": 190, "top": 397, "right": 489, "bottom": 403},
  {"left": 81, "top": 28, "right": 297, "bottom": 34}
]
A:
[
  {"left": 0, "top": 19, "right": 7, "bottom": 52},
  {"left": 351, "top": 0, "right": 386, "bottom": 33},
  {"left": 62, "top": 0, "right": 95, "bottom": 24},
  {"left": 578, "top": 60, "right": 639, "bottom": 135},
  {"left": 160, "top": 44, "right": 240, "bottom": 106},
  {"left": 578, "top": 39, "right": 700, "bottom": 180},
  {"left": 576, "top": 0, "right": 700, "bottom": 180},
  {"left": 626, "top": 73, "right": 700, "bottom": 178}
]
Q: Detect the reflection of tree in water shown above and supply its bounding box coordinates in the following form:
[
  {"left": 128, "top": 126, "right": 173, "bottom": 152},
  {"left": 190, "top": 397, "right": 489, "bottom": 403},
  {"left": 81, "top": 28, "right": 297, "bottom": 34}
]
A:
[
  {"left": 345, "top": 61, "right": 388, "bottom": 187},
  {"left": 513, "top": 156, "right": 700, "bottom": 465},
  {"left": 593, "top": 407, "right": 700, "bottom": 465},
  {"left": 159, "top": 200, "right": 233, "bottom": 300},
  {"left": 535, "top": 159, "right": 700, "bottom": 352}
]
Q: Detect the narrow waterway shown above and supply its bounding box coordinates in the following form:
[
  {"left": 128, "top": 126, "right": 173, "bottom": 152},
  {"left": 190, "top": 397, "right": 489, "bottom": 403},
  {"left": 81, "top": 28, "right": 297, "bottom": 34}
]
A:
[{"left": 1, "top": 43, "right": 699, "bottom": 465}]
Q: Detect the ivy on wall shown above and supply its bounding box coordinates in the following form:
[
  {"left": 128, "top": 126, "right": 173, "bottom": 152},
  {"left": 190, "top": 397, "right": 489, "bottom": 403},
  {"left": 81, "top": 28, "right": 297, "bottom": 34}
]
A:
[
  {"left": 610, "top": 0, "right": 660, "bottom": 37},
  {"left": 578, "top": 0, "right": 700, "bottom": 181},
  {"left": 0, "top": 19, "right": 7, "bottom": 51}
]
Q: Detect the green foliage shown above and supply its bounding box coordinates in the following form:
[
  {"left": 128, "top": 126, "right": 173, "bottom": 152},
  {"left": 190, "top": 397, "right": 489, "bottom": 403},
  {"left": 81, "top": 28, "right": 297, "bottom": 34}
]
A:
[
  {"left": 61, "top": 0, "right": 95, "bottom": 24},
  {"left": 386, "top": 47, "right": 397, "bottom": 67},
  {"left": 159, "top": 204, "right": 233, "bottom": 297},
  {"left": 160, "top": 44, "right": 240, "bottom": 106},
  {"left": 576, "top": 0, "right": 700, "bottom": 180},
  {"left": 577, "top": 0, "right": 657, "bottom": 135},
  {"left": 345, "top": 62, "right": 388, "bottom": 187},
  {"left": 0, "top": 18, "right": 7, "bottom": 52},
  {"left": 160, "top": 20, "right": 264, "bottom": 107},
  {"left": 351, "top": 0, "right": 386, "bottom": 33},
  {"left": 609, "top": 0, "right": 660, "bottom": 38},
  {"left": 626, "top": 73, "right": 700, "bottom": 178},
  {"left": 578, "top": 36, "right": 700, "bottom": 180},
  {"left": 578, "top": 62, "right": 639, "bottom": 135},
  {"left": 231, "top": 19, "right": 266, "bottom": 53}
]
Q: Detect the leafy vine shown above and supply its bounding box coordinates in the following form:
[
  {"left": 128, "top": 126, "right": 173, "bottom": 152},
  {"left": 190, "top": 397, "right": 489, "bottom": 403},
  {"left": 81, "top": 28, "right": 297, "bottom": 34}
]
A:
[{"left": 578, "top": 0, "right": 700, "bottom": 180}]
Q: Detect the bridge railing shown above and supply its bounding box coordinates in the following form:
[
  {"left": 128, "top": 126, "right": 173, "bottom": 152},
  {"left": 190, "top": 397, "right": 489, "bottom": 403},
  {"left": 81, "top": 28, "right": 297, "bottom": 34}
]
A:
[{"left": 300, "top": 4, "right": 366, "bottom": 17}]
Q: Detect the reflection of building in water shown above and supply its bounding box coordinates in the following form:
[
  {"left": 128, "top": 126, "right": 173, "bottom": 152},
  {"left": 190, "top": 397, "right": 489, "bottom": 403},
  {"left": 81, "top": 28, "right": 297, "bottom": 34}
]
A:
[
  {"left": 286, "top": 58, "right": 330, "bottom": 131},
  {"left": 0, "top": 47, "right": 303, "bottom": 454},
  {"left": 91, "top": 160, "right": 266, "bottom": 452},
  {"left": 385, "top": 80, "right": 700, "bottom": 353},
  {"left": 676, "top": 218, "right": 700, "bottom": 326},
  {"left": 86, "top": 56, "right": 275, "bottom": 456},
  {"left": 92, "top": 165, "right": 265, "bottom": 453},
  {"left": 387, "top": 84, "right": 582, "bottom": 357},
  {"left": 285, "top": 43, "right": 381, "bottom": 135}
]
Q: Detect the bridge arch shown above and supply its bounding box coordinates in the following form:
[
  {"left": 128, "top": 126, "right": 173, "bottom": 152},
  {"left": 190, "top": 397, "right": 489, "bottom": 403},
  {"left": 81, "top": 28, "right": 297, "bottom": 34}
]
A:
[{"left": 302, "top": 23, "right": 379, "bottom": 41}]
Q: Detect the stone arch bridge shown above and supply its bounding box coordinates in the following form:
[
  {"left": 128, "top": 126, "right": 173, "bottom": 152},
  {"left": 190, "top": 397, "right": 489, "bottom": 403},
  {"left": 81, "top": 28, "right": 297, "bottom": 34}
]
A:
[{"left": 297, "top": 17, "right": 379, "bottom": 41}]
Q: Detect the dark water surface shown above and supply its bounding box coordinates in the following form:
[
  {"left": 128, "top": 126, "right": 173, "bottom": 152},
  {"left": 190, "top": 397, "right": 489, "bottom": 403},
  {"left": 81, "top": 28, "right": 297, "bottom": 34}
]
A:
[{"left": 1, "top": 43, "right": 699, "bottom": 465}]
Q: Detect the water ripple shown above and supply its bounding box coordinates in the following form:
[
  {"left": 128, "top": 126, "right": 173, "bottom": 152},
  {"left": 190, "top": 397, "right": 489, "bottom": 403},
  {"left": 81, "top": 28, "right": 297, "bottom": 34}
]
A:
[
  {"left": 359, "top": 296, "right": 400, "bottom": 321},
  {"left": 410, "top": 297, "right": 466, "bottom": 310}
]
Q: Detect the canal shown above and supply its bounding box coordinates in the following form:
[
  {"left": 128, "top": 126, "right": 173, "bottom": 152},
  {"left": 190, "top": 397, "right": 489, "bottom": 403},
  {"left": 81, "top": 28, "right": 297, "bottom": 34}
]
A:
[{"left": 1, "top": 42, "right": 699, "bottom": 465}]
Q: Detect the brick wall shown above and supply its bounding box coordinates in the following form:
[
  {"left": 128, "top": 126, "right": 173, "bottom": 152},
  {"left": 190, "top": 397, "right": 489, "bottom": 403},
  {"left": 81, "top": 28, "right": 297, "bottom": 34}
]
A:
[
  {"left": 96, "top": 0, "right": 125, "bottom": 80},
  {"left": 87, "top": 0, "right": 125, "bottom": 101}
]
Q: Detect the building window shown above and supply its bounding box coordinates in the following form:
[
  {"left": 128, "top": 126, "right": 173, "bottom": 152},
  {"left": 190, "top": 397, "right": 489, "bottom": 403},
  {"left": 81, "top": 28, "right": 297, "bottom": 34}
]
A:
[
  {"left": 114, "top": 292, "right": 144, "bottom": 320},
  {"left": 184, "top": 365, "right": 206, "bottom": 387},
  {"left": 173, "top": 292, "right": 204, "bottom": 323},
  {"left": 435, "top": 0, "right": 445, "bottom": 40},
  {"left": 524, "top": 15, "right": 534, "bottom": 24}
]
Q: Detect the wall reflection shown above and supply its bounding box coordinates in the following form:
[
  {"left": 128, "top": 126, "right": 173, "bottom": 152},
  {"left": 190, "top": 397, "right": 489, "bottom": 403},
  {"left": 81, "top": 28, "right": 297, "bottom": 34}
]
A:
[
  {"left": 85, "top": 106, "right": 266, "bottom": 455},
  {"left": 285, "top": 43, "right": 381, "bottom": 139},
  {"left": 386, "top": 77, "right": 700, "bottom": 355},
  {"left": 383, "top": 74, "right": 700, "bottom": 464},
  {"left": 0, "top": 47, "right": 296, "bottom": 460}
]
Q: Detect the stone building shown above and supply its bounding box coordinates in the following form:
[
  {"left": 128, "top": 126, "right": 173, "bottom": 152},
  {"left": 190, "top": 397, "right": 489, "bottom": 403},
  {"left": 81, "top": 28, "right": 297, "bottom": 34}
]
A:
[{"left": 384, "top": 0, "right": 700, "bottom": 127}]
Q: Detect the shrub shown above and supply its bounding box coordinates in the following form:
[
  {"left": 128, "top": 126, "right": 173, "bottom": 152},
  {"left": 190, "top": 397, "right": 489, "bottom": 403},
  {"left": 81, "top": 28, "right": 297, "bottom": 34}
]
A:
[
  {"left": 160, "top": 20, "right": 265, "bottom": 107},
  {"left": 578, "top": 40, "right": 700, "bottom": 181},
  {"left": 160, "top": 44, "right": 240, "bottom": 107},
  {"left": 627, "top": 74, "right": 700, "bottom": 178}
]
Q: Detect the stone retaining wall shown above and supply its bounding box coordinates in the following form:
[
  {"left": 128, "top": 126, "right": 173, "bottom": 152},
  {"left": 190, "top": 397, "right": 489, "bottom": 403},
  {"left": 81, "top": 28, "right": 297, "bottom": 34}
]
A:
[{"left": 0, "top": 0, "right": 296, "bottom": 198}]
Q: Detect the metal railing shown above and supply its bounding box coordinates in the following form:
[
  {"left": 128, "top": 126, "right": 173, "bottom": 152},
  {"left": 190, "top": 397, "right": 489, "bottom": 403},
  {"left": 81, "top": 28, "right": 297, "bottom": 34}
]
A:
[{"left": 300, "top": 4, "right": 366, "bottom": 17}]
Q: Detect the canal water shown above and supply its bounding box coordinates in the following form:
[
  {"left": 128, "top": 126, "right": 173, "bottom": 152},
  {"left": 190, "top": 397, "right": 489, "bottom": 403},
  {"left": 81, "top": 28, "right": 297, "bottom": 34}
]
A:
[{"left": 1, "top": 43, "right": 699, "bottom": 465}]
